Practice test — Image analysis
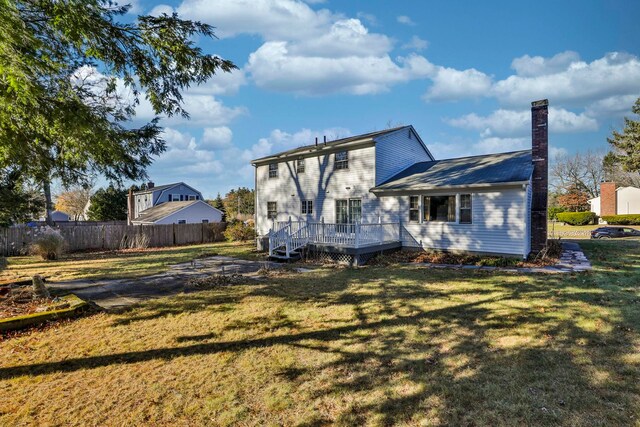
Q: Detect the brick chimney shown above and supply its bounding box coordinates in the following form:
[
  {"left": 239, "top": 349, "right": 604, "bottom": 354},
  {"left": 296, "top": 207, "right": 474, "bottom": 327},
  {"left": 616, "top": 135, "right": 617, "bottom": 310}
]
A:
[
  {"left": 600, "top": 182, "right": 617, "bottom": 216},
  {"left": 147, "top": 181, "right": 155, "bottom": 189},
  {"left": 531, "top": 99, "right": 548, "bottom": 253}
]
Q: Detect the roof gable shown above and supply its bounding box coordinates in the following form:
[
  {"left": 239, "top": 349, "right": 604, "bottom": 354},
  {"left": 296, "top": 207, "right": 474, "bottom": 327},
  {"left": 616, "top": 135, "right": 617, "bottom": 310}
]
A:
[{"left": 133, "top": 200, "right": 220, "bottom": 223}]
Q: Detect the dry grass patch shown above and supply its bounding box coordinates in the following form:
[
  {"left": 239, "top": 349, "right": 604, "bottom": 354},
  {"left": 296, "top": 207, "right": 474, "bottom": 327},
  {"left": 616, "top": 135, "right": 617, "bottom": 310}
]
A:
[
  {"left": 0, "top": 241, "right": 262, "bottom": 282},
  {"left": 0, "top": 240, "right": 638, "bottom": 425}
]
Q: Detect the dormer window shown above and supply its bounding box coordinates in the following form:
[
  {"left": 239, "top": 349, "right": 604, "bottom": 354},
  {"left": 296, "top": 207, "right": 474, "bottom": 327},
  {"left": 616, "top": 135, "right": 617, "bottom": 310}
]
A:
[
  {"left": 335, "top": 151, "right": 348, "bottom": 170},
  {"left": 269, "top": 163, "right": 278, "bottom": 178}
]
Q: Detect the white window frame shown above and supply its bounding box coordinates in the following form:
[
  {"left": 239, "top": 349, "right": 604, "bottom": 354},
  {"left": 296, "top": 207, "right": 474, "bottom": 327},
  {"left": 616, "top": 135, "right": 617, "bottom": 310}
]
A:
[
  {"left": 335, "top": 151, "right": 349, "bottom": 170},
  {"left": 301, "top": 200, "right": 313, "bottom": 215},
  {"left": 268, "top": 163, "right": 278, "bottom": 178},
  {"left": 267, "top": 201, "right": 277, "bottom": 219},
  {"left": 188, "top": 195, "right": 196, "bottom": 201},
  {"left": 409, "top": 196, "right": 420, "bottom": 222},
  {"left": 459, "top": 194, "right": 472, "bottom": 224},
  {"left": 177, "top": 219, "right": 186, "bottom": 224},
  {"left": 202, "top": 219, "right": 209, "bottom": 224},
  {"left": 296, "top": 158, "right": 305, "bottom": 174}
]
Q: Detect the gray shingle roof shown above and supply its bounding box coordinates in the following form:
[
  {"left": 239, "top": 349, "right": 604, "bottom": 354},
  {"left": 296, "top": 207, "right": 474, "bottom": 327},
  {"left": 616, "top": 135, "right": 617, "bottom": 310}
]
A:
[
  {"left": 372, "top": 150, "right": 533, "bottom": 192},
  {"left": 133, "top": 182, "right": 181, "bottom": 195},
  {"left": 251, "top": 126, "right": 413, "bottom": 164},
  {"left": 133, "top": 200, "right": 200, "bottom": 223}
]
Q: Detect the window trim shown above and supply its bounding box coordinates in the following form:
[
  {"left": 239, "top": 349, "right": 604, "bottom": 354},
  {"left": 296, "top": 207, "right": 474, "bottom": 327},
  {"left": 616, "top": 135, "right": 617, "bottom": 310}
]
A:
[
  {"left": 301, "top": 200, "right": 313, "bottom": 215},
  {"left": 296, "top": 158, "right": 305, "bottom": 174},
  {"left": 459, "top": 194, "right": 472, "bottom": 224},
  {"left": 202, "top": 219, "right": 209, "bottom": 224},
  {"left": 423, "top": 195, "right": 456, "bottom": 223},
  {"left": 334, "top": 151, "right": 349, "bottom": 170},
  {"left": 409, "top": 195, "right": 420, "bottom": 222},
  {"left": 177, "top": 219, "right": 186, "bottom": 224},
  {"left": 268, "top": 163, "right": 278, "bottom": 178},
  {"left": 267, "top": 201, "right": 277, "bottom": 219},
  {"left": 188, "top": 195, "right": 196, "bottom": 201}
]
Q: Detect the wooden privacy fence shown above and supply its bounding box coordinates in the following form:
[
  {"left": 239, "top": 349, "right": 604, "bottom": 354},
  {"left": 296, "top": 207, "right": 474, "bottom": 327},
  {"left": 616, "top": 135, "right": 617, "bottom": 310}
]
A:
[{"left": 0, "top": 223, "right": 227, "bottom": 256}]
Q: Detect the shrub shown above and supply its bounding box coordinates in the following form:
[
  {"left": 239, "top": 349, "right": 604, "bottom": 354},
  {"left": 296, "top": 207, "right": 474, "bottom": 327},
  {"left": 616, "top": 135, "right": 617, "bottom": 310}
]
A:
[
  {"left": 548, "top": 206, "right": 566, "bottom": 221},
  {"left": 30, "top": 227, "right": 65, "bottom": 260},
  {"left": 224, "top": 221, "right": 256, "bottom": 242},
  {"left": 601, "top": 214, "right": 640, "bottom": 225},
  {"left": 556, "top": 211, "right": 598, "bottom": 226}
]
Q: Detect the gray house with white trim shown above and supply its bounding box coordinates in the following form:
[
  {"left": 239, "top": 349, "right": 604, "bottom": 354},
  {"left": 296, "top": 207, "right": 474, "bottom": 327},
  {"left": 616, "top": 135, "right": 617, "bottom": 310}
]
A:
[{"left": 252, "top": 101, "right": 548, "bottom": 263}]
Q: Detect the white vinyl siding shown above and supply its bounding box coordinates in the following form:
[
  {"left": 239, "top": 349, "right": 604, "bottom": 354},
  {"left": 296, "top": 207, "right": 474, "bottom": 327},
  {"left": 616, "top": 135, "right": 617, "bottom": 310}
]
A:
[
  {"left": 374, "top": 128, "right": 432, "bottom": 186},
  {"left": 396, "top": 188, "right": 528, "bottom": 257},
  {"left": 255, "top": 145, "right": 378, "bottom": 236},
  {"left": 146, "top": 201, "right": 223, "bottom": 225}
]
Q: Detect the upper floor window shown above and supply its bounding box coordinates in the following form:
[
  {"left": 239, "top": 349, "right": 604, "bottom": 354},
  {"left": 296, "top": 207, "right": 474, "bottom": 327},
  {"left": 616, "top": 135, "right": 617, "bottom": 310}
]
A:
[
  {"left": 423, "top": 195, "right": 456, "bottom": 222},
  {"left": 296, "top": 158, "right": 305, "bottom": 174},
  {"left": 301, "top": 200, "right": 313, "bottom": 215},
  {"left": 269, "top": 163, "right": 278, "bottom": 178},
  {"left": 188, "top": 195, "right": 196, "bottom": 200},
  {"left": 267, "top": 201, "right": 277, "bottom": 219},
  {"left": 170, "top": 194, "right": 182, "bottom": 202},
  {"left": 177, "top": 219, "right": 186, "bottom": 224},
  {"left": 409, "top": 196, "right": 419, "bottom": 222},
  {"left": 202, "top": 219, "right": 209, "bottom": 224},
  {"left": 460, "top": 194, "right": 472, "bottom": 224},
  {"left": 335, "top": 151, "right": 349, "bottom": 170}
]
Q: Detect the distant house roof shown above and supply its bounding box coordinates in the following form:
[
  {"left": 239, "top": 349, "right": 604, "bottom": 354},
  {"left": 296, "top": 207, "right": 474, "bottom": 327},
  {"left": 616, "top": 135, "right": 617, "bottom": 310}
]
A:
[
  {"left": 371, "top": 150, "right": 533, "bottom": 193},
  {"left": 132, "top": 200, "right": 219, "bottom": 224},
  {"left": 251, "top": 125, "right": 433, "bottom": 165},
  {"left": 133, "top": 183, "right": 180, "bottom": 195}
]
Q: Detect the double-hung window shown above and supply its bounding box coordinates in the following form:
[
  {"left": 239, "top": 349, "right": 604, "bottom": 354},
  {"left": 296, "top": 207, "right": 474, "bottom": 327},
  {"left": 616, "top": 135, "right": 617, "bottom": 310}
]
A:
[
  {"left": 267, "top": 201, "right": 277, "bottom": 219},
  {"left": 460, "top": 194, "right": 472, "bottom": 224},
  {"left": 335, "top": 151, "right": 348, "bottom": 170},
  {"left": 409, "top": 196, "right": 420, "bottom": 222},
  {"left": 296, "top": 158, "right": 305, "bottom": 174},
  {"left": 301, "top": 200, "right": 313, "bottom": 215},
  {"left": 268, "top": 163, "right": 278, "bottom": 178}
]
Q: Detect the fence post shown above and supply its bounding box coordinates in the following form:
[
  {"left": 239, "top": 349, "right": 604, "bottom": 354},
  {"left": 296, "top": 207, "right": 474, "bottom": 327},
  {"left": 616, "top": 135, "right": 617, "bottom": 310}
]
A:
[
  {"left": 172, "top": 223, "right": 176, "bottom": 246},
  {"left": 355, "top": 221, "right": 360, "bottom": 248}
]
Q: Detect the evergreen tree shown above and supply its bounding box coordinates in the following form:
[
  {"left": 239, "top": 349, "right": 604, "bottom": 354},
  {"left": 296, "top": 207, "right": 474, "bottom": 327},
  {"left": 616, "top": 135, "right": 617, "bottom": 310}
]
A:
[
  {"left": 607, "top": 97, "right": 640, "bottom": 173},
  {"left": 86, "top": 186, "right": 128, "bottom": 221}
]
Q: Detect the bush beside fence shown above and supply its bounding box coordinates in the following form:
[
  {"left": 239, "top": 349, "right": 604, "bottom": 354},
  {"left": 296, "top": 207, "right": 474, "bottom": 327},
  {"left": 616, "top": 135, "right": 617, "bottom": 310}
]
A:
[
  {"left": 0, "top": 223, "right": 227, "bottom": 256},
  {"left": 556, "top": 212, "right": 598, "bottom": 226},
  {"left": 601, "top": 214, "right": 640, "bottom": 225}
]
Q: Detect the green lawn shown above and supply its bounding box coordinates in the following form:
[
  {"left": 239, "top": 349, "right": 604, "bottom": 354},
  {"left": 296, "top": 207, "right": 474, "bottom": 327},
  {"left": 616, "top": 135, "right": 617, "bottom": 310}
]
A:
[
  {"left": 0, "top": 240, "right": 638, "bottom": 425},
  {"left": 0, "top": 241, "right": 262, "bottom": 282}
]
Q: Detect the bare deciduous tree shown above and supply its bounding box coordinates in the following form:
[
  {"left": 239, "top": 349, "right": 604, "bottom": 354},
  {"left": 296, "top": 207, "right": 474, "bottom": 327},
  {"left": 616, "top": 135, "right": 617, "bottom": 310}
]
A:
[{"left": 550, "top": 150, "right": 605, "bottom": 199}]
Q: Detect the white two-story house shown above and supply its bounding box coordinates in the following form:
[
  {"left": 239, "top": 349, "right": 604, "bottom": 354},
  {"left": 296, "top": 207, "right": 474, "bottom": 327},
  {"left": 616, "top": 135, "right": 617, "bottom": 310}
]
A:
[
  {"left": 252, "top": 101, "right": 549, "bottom": 264},
  {"left": 127, "top": 182, "right": 222, "bottom": 225}
]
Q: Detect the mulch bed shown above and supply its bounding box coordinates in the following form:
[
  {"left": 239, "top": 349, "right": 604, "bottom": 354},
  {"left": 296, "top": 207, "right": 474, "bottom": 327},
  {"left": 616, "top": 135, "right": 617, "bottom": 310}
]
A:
[{"left": 0, "top": 285, "right": 54, "bottom": 319}]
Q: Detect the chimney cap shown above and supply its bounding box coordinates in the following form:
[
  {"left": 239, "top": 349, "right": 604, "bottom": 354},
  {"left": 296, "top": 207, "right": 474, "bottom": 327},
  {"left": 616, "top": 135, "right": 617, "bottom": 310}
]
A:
[{"left": 531, "top": 99, "right": 549, "bottom": 107}]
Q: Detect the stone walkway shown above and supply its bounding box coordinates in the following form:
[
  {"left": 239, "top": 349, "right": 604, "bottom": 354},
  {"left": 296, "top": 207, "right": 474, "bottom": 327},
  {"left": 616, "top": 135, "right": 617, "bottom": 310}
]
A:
[
  {"left": 48, "top": 256, "right": 286, "bottom": 310},
  {"left": 408, "top": 241, "right": 592, "bottom": 274}
]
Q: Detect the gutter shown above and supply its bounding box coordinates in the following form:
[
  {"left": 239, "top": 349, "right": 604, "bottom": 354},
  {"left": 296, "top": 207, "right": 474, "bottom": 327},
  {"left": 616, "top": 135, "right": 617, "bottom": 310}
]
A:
[{"left": 370, "top": 180, "right": 531, "bottom": 195}]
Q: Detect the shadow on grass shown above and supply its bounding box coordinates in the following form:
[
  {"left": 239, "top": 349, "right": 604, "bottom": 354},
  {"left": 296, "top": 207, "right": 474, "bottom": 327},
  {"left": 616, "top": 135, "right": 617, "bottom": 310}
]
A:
[{"left": 1, "top": 240, "right": 639, "bottom": 424}]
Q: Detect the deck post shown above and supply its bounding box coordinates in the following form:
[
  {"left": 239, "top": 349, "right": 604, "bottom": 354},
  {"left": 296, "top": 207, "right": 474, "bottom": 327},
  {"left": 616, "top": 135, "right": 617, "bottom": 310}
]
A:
[
  {"left": 285, "top": 237, "right": 290, "bottom": 258},
  {"left": 268, "top": 228, "right": 273, "bottom": 257},
  {"left": 321, "top": 217, "right": 325, "bottom": 244},
  {"left": 355, "top": 221, "right": 360, "bottom": 248}
]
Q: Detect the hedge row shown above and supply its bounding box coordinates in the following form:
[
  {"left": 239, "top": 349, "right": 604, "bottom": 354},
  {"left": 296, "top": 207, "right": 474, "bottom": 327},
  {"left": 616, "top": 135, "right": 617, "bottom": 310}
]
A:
[
  {"left": 601, "top": 214, "right": 640, "bottom": 225},
  {"left": 556, "top": 211, "right": 598, "bottom": 226}
]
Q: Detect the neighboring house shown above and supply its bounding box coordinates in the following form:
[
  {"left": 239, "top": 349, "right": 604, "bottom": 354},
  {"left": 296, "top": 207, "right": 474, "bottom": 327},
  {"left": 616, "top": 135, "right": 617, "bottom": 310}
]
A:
[
  {"left": 252, "top": 100, "right": 549, "bottom": 262},
  {"left": 589, "top": 183, "right": 640, "bottom": 217},
  {"left": 131, "top": 200, "right": 222, "bottom": 225},
  {"left": 127, "top": 182, "right": 205, "bottom": 224}
]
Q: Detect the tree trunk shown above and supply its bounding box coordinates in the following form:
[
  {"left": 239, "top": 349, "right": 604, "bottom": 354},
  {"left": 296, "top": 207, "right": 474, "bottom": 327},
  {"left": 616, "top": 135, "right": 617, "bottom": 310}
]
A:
[{"left": 43, "top": 179, "right": 53, "bottom": 226}]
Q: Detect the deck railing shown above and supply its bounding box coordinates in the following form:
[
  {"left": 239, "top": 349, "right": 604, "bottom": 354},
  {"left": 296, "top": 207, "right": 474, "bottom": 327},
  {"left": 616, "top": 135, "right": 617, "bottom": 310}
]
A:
[{"left": 269, "top": 218, "right": 400, "bottom": 255}]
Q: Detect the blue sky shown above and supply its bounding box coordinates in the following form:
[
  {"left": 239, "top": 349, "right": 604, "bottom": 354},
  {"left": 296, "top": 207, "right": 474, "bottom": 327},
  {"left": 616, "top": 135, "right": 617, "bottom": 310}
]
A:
[{"left": 117, "top": 0, "right": 640, "bottom": 199}]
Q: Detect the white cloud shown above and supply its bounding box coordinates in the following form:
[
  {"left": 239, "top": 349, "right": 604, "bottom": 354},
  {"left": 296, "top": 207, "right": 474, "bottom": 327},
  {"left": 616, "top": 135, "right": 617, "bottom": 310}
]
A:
[
  {"left": 186, "top": 68, "right": 246, "bottom": 96},
  {"left": 202, "top": 127, "right": 233, "bottom": 149},
  {"left": 356, "top": 11, "right": 377, "bottom": 27},
  {"left": 446, "top": 107, "right": 598, "bottom": 137},
  {"left": 247, "top": 42, "right": 432, "bottom": 95},
  {"left": 493, "top": 52, "right": 640, "bottom": 106},
  {"left": 122, "top": 0, "right": 143, "bottom": 14},
  {"left": 397, "top": 15, "right": 416, "bottom": 26},
  {"left": 148, "top": 4, "right": 174, "bottom": 16},
  {"left": 584, "top": 94, "right": 639, "bottom": 118},
  {"left": 402, "top": 36, "right": 428, "bottom": 51},
  {"left": 136, "top": 94, "right": 246, "bottom": 126},
  {"left": 424, "top": 66, "right": 492, "bottom": 101},
  {"left": 510, "top": 51, "right": 581, "bottom": 77},
  {"left": 176, "top": 0, "right": 337, "bottom": 40}
]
